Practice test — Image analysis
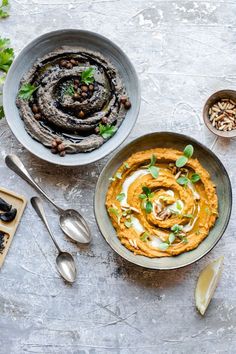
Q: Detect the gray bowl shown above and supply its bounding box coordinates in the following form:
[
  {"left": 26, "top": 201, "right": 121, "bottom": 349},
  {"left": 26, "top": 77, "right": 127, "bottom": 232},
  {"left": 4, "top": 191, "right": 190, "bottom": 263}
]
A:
[
  {"left": 94, "top": 132, "right": 232, "bottom": 270},
  {"left": 3, "top": 29, "right": 140, "bottom": 166}
]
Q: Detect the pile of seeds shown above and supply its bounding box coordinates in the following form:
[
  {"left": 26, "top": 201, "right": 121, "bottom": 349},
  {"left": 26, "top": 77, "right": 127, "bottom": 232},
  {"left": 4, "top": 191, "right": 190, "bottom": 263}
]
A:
[{"left": 208, "top": 98, "right": 236, "bottom": 132}]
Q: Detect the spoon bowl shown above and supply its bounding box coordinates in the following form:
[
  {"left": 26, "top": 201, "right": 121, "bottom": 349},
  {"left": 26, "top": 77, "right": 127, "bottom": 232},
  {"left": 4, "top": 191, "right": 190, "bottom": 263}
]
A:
[
  {"left": 60, "top": 209, "right": 91, "bottom": 244},
  {"left": 56, "top": 252, "right": 77, "bottom": 283}
]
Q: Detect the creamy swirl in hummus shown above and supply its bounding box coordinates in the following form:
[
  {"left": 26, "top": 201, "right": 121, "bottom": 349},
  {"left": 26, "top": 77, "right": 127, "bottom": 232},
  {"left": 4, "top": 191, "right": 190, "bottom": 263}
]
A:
[
  {"left": 16, "top": 47, "right": 129, "bottom": 155},
  {"left": 106, "top": 148, "right": 218, "bottom": 257}
]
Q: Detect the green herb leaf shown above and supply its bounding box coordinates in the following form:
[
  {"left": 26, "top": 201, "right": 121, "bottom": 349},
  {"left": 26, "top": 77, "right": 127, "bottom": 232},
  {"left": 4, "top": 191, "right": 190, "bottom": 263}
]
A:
[
  {"left": 99, "top": 123, "right": 117, "bottom": 139},
  {"left": 191, "top": 173, "right": 201, "bottom": 183},
  {"left": 171, "top": 224, "right": 183, "bottom": 234},
  {"left": 139, "top": 193, "right": 146, "bottom": 200},
  {"left": 116, "top": 193, "right": 125, "bottom": 202},
  {"left": 63, "top": 83, "right": 74, "bottom": 96},
  {"left": 148, "top": 165, "right": 159, "bottom": 179},
  {"left": 124, "top": 220, "right": 132, "bottom": 228},
  {"left": 179, "top": 235, "right": 188, "bottom": 244},
  {"left": 18, "top": 83, "right": 38, "bottom": 100},
  {"left": 176, "top": 200, "right": 182, "bottom": 211},
  {"left": 0, "top": 0, "right": 10, "bottom": 18},
  {"left": 145, "top": 200, "right": 153, "bottom": 214},
  {"left": 108, "top": 207, "right": 121, "bottom": 224},
  {"left": 0, "top": 38, "right": 10, "bottom": 49},
  {"left": 177, "top": 176, "right": 189, "bottom": 186},
  {"left": 159, "top": 242, "right": 169, "bottom": 251},
  {"left": 142, "top": 186, "right": 152, "bottom": 197},
  {"left": 116, "top": 172, "right": 122, "bottom": 180},
  {"left": 124, "top": 162, "right": 130, "bottom": 169},
  {"left": 169, "top": 233, "right": 176, "bottom": 244},
  {"left": 81, "top": 67, "right": 95, "bottom": 85},
  {"left": 0, "top": 105, "right": 4, "bottom": 119},
  {"left": 148, "top": 154, "right": 157, "bottom": 167},
  {"left": 0, "top": 47, "right": 14, "bottom": 72},
  {"left": 183, "top": 214, "right": 193, "bottom": 218},
  {"left": 183, "top": 145, "right": 194, "bottom": 158},
  {"left": 176, "top": 156, "right": 188, "bottom": 168},
  {"left": 140, "top": 232, "right": 149, "bottom": 242}
]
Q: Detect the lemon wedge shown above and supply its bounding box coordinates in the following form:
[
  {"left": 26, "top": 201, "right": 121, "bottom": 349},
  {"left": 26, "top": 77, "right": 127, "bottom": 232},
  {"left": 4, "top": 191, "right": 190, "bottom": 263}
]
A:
[{"left": 195, "top": 256, "right": 224, "bottom": 315}]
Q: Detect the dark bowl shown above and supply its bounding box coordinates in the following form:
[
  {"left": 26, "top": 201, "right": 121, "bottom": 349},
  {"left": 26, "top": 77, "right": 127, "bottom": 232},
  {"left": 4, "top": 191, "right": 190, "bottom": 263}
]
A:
[{"left": 94, "top": 132, "right": 232, "bottom": 270}]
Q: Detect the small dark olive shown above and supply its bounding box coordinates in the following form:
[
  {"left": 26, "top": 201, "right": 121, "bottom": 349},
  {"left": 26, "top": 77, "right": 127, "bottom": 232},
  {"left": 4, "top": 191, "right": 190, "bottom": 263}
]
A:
[
  {"left": 51, "top": 148, "right": 58, "bottom": 154},
  {"left": 120, "top": 96, "right": 127, "bottom": 104},
  {"left": 102, "top": 116, "right": 108, "bottom": 124},
  {"left": 51, "top": 140, "right": 57, "bottom": 148},
  {"left": 78, "top": 110, "right": 85, "bottom": 119},
  {"left": 81, "top": 85, "right": 88, "bottom": 92},
  {"left": 60, "top": 60, "right": 67, "bottom": 67},
  {"left": 74, "top": 84, "right": 78, "bottom": 91},
  {"left": 58, "top": 143, "right": 65, "bottom": 152},
  {"left": 74, "top": 60, "right": 79, "bottom": 66},
  {"left": 66, "top": 62, "right": 73, "bottom": 69},
  {"left": 74, "top": 79, "right": 79, "bottom": 85},
  {"left": 32, "top": 104, "right": 39, "bottom": 114},
  {"left": 73, "top": 93, "right": 80, "bottom": 100},
  {"left": 70, "top": 59, "right": 76, "bottom": 65},
  {"left": 34, "top": 113, "right": 41, "bottom": 120},
  {"left": 55, "top": 137, "right": 62, "bottom": 144},
  {"left": 59, "top": 151, "right": 66, "bottom": 157},
  {"left": 88, "top": 84, "right": 94, "bottom": 91},
  {"left": 124, "top": 100, "right": 132, "bottom": 110}
]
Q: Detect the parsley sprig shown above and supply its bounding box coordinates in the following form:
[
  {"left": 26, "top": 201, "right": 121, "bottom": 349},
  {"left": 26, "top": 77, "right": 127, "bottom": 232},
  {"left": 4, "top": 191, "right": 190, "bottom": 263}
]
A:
[
  {"left": 0, "top": 0, "right": 10, "bottom": 18},
  {"left": 18, "top": 83, "right": 39, "bottom": 100},
  {"left": 81, "top": 67, "right": 94, "bottom": 85},
  {"left": 99, "top": 123, "right": 117, "bottom": 139}
]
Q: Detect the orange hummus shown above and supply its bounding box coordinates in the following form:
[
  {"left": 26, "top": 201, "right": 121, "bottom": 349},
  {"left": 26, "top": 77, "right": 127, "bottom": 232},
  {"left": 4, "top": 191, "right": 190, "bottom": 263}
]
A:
[{"left": 106, "top": 148, "right": 218, "bottom": 257}]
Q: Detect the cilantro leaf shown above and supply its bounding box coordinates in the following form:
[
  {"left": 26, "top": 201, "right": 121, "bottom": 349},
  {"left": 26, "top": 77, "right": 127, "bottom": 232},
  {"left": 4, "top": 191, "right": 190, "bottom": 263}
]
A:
[
  {"left": 81, "top": 67, "right": 95, "bottom": 85},
  {"left": 18, "top": 83, "right": 38, "bottom": 100},
  {"left": 0, "top": 0, "right": 10, "bottom": 18},
  {"left": 0, "top": 47, "right": 14, "bottom": 72},
  {"left": 0, "top": 38, "right": 10, "bottom": 49},
  {"left": 99, "top": 123, "right": 117, "bottom": 139}
]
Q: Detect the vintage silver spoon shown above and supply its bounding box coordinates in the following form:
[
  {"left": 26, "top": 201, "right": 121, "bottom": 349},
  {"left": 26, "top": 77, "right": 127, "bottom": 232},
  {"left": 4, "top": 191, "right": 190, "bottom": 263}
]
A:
[
  {"left": 5, "top": 154, "right": 91, "bottom": 244},
  {"left": 31, "top": 196, "right": 77, "bottom": 283}
]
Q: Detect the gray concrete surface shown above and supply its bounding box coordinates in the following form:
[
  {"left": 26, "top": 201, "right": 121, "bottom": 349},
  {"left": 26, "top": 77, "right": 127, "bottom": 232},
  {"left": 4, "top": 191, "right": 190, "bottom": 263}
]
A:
[{"left": 0, "top": 1, "right": 236, "bottom": 353}]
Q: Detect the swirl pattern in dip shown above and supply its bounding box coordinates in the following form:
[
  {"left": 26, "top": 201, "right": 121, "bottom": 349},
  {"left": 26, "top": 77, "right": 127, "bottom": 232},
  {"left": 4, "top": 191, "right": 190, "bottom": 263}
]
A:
[
  {"left": 16, "top": 47, "right": 130, "bottom": 155},
  {"left": 106, "top": 148, "right": 218, "bottom": 257}
]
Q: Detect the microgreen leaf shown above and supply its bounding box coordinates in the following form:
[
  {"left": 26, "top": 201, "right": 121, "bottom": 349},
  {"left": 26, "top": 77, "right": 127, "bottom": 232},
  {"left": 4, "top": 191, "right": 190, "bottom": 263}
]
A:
[
  {"left": 159, "top": 242, "right": 169, "bottom": 251},
  {"left": 116, "top": 193, "right": 125, "bottom": 202},
  {"left": 140, "top": 231, "right": 149, "bottom": 242},
  {"left": 169, "top": 233, "right": 176, "bottom": 244},
  {"left": 0, "top": 38, "right": 10, "bottom": 49},
  {"left": 171, "top": 224, "right": 183, "bottom": 234},
  {"left": 183, "top": 214, "right": 193, "bottom": 218},
  {"left": 0, "top": 0, "right": 10, "bottom": 18},
  {"left": 139, "top": 194, "right": 146, "bottom": 200},
  {"left": 124, "top": 162, "right": 130, "bottom": 169},
  {"left": 124, "top": 220, "right": 132, "bottom": 228},
  {"left": 176, "top": 156, "right": 188, "bottom": 168},
  {"left": 18, "top": 83, "right": 38, "bottom": 100},
  {"left": 142, "top": 186, "right": 152, "bottom": 197},
  {"left": 176, "top": 200, "right": 182, "bottom": 211},
  {"left": 191, "top": 173, "right": 201, "bottom": 183},
  {"left": 183, "top": 144, "right": 194, "bottom": 158},
  {"left": 148, "top": 165, "right": 159, "bottom": 179},
  {"left": 145, "top": 200, "right": 153, "bottom": 214},
  {"left": 148, "top": 154, "right": 157, "bottom": 167},
  {"left": 108, "top": 207, "right": 121, "bottom": 224},
  {"left": 99, "top": 123, "right": 117, "bottom": 139},
  {"left": 177, "top": 176, "right": 189, "bottom": 186},
  {"left": 81, "top": 67, "right": 95, "bottom": 85}
]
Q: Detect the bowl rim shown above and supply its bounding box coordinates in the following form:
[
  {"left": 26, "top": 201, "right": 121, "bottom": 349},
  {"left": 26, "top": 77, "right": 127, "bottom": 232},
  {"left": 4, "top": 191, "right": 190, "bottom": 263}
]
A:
[
  {"left": 203, "top": 89, "right": 236, "bottom": 138},
  {"left": 3, "top": 28, "right": 141, "bottom": 167},
  {"left": 94, "top": 131, "right": 232, "bottom": 270}
]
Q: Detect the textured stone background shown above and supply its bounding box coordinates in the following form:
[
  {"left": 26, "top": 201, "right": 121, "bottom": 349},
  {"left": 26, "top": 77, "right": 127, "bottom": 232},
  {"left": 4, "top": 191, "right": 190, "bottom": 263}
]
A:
[{"left": 0, "top": 1, "right": 236, "bottom": 353}]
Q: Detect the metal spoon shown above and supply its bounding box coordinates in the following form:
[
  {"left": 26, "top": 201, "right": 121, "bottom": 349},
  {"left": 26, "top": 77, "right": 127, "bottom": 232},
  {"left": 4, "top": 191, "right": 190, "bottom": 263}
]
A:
[
  {"left": 5, "top": 154, "right": 91, "bottom": 244},
  {"left": 31, "top": 196, "right": 77, "bottom": 283}
]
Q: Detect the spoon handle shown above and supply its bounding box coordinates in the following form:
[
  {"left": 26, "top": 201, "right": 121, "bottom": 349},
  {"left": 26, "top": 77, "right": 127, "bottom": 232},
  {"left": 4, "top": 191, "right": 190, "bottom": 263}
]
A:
[
  {"left": 5, "top": 155, "right": 63, "bottom": 212},
  {"left": 31, "top": 197, "right": 61, "bottom": 253}
]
